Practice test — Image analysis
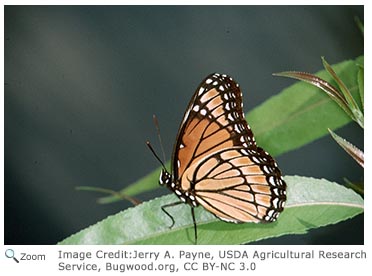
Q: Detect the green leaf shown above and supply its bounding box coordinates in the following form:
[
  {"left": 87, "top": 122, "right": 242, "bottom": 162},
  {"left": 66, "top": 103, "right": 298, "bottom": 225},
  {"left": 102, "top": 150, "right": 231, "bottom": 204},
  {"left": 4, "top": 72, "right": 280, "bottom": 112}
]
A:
[
  {"left": 343, "top": 178, "right": 364, "bottom": 195},
  {"left": 249, "top": 57, "right": 361, "bottom": 157},
  {"left": 355, "top": 16, "right": 364, "bottom": 36},
  {"left": 322, "top": 57, "right": 358, "bottom": 110},
  {"left": 321, "top": 57, "right": 363, "bottom": 128},
  {"left": 272, "top": 70, "right": 353, "bottom": 119},
  {"left": 328, "top": 129, "right": 364, "bottom": 167},
  {"left": 60, "top": 176, "right": 363, "bottom": 245},
  {"left": 358, "top": 65, "right": 364, "bottom": 110},
  {"left": 97, "top": 56, "right": 362, "bottom": 203}
]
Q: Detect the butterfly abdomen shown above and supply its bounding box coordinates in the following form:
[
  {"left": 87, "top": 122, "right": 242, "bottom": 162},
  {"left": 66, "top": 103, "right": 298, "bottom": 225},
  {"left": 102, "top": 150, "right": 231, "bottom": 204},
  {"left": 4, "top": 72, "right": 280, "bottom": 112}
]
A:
[{"left": 159, "top": 169, "right": 199, "bottom": 208}]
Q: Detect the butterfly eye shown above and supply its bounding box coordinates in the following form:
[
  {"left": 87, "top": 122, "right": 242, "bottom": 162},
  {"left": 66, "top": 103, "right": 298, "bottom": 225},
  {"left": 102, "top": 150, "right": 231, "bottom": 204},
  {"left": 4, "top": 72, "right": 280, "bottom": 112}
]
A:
[{"left": 159, "top": 169, "right": 171, "bottom": 186}]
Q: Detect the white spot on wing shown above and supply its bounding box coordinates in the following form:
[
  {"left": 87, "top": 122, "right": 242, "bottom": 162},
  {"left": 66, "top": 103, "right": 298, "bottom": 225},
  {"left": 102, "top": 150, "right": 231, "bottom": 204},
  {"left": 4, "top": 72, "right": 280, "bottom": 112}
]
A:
[
  {"left": 252, "top": 156, "right": 260, "bottom": 163},
  {"left": 241, "top": 149, "right": 249, "bottom": 155},
  {"left": 263, "top": 165, "right": 271, "bottom": 174},
  {"left": 267, "top": 209, "right": 275, "bottom": 217},
  {"left": 272, "top": 198, "right": 279, "bottom": 208},
  {"left": 269, "top": 176, "right": 276, "bottom": 186},
  {"left": 234, "top": 124, "right": 240, "bottom": 133}
]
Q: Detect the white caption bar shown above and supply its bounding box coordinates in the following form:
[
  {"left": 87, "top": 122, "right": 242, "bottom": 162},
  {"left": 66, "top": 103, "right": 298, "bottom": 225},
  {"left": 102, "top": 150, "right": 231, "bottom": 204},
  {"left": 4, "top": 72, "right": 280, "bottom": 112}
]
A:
[{"left": 0, "top": 245, "right": 369, "bottom": 275}]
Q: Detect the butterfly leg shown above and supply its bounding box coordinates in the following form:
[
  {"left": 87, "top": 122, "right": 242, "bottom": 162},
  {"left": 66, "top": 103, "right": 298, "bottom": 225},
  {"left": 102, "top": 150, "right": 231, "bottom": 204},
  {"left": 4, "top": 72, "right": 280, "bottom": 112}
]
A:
[
  {"left": 161, "top": 201, "right": 183, "bottom": 228},
  {"left": 191, "top": 207, "right": 198, "bottom": 244},
  {"left": 161, "top": 202, "right": 198, "bottom": 244}
]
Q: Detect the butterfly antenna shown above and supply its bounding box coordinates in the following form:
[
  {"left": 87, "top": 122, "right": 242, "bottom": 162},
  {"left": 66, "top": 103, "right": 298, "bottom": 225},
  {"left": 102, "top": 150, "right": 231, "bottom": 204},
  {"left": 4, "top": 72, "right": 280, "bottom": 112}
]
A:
[
  {"left": 152, "top": 114, "right": 167, "bottom": 164},
  {"left": 146, "top": 141, "right": 166, "bottom": 170}
]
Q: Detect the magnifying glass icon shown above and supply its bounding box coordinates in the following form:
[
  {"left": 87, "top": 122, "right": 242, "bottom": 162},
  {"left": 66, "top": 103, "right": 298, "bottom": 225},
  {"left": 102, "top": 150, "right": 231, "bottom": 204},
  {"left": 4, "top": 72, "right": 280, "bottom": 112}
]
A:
[{"left": 5, "top": 249, "right": 19, "bottom": 263}]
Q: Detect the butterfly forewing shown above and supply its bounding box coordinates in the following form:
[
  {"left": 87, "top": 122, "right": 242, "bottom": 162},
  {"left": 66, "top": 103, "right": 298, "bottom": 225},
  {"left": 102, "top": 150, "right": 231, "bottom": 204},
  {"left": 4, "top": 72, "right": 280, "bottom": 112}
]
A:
[{"left": 172, "top": 73, "right": 257, "bottom": 183}]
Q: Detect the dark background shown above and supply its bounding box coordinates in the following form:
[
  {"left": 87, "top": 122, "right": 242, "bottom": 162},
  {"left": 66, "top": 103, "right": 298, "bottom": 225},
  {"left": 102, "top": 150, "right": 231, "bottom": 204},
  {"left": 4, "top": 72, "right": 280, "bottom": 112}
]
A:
[{"left": 5, "top": 6, "right": 364, "bottom": 245}]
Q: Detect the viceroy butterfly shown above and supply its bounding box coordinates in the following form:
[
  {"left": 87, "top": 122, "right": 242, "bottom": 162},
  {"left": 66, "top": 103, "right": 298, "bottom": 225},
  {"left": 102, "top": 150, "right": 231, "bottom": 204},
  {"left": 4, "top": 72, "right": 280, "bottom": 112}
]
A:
[{"left": 148, "top": 73, "right": 286, "bottom": 243}]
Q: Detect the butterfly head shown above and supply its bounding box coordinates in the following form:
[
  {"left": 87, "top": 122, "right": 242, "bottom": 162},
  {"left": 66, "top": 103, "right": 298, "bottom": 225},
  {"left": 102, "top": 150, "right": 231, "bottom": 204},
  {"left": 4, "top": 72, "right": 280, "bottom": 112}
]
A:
[
  {"left": 146, "top": 141, "right": 172, "bottom": 186},
  {"left": 159, "top": 169, "right": 172, "bottom": 186}
]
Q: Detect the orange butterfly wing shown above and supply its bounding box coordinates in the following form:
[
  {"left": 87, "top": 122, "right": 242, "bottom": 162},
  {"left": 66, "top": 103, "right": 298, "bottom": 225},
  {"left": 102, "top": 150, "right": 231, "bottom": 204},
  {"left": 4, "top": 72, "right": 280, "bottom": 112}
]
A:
[
  {"left": 171, "top": 73, "right": 286, "bottom": 223},
  {"left": 191, "top": 147, "right": 285, "bottom": 222},
  {"left": 173, "top": 73, "right": 256, "bottom": 179}
]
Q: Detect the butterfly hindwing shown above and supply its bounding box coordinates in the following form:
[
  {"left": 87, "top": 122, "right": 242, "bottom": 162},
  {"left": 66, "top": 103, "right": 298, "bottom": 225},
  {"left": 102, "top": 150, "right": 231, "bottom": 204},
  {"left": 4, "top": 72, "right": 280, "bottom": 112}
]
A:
[{"left": 189, "top": 147, "right": 286, "bottom": 223}]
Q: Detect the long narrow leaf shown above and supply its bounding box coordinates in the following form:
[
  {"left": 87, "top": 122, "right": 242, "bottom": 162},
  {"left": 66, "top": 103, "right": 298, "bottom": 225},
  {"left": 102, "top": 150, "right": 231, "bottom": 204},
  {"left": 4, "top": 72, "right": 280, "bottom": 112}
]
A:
[
  {"left": 322, "top": 57, "right": 359, "bottom": 110},
  {"left": 328, "top": 129, "right": 364, "bottom": 167},
  {"left": 272, "top": 70, "right": 352, "bottom": 118},
  {"left": 61, "top": 176, "right": 363, "bottom": 245},
  {"left": 76, "top": 186, "right": 141, "bottom": 205},
  {"left": 322, "top": 57, "right": 364, "bottom": 128},
  {"left": 355, "top": 16, "right": 364, "bottom": 36}
]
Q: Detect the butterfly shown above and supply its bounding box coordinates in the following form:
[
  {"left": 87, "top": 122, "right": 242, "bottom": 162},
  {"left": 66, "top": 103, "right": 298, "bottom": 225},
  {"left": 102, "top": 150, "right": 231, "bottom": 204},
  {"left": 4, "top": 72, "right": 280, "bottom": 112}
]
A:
[{"left": 148, "top": 73, "right": 286, "bottom": 243}]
